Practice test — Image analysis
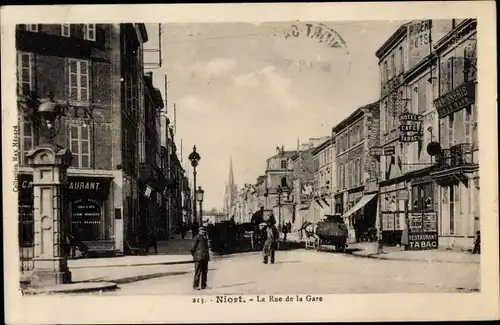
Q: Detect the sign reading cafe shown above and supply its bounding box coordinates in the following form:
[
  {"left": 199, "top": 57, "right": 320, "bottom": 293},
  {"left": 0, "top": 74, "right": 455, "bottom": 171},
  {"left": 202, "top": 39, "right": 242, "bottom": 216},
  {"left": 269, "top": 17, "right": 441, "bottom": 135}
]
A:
[{"left": 399, "top": 113, "right": 423, "bottom": 142}]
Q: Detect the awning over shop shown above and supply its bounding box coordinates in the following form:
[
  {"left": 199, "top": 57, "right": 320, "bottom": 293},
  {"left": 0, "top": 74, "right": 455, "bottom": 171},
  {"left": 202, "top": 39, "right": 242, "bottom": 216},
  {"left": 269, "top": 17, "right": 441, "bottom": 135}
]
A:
[{"left": 341, "top": 193, "right": 377, "bottom": 219}]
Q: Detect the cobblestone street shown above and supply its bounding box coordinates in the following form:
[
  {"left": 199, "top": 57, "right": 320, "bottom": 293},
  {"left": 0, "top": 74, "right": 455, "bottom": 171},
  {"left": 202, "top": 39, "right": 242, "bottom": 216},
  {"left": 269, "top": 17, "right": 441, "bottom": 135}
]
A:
[{"left": 97, "top": 249, "right": 480, "bottom": 295}]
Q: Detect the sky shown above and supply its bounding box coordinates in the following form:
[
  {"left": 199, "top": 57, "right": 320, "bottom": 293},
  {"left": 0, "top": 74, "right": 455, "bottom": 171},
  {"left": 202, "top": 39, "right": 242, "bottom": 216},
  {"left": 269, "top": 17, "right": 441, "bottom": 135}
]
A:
[{"left": 144, "top": 21, "right": 405, "bottom": 211}]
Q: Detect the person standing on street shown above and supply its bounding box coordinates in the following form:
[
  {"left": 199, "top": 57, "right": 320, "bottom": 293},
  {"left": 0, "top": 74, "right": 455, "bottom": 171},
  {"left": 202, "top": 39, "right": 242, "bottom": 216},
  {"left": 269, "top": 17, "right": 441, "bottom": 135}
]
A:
[
  {"left": 191, "top": 226, "right": 210, "bottom": 290},
  {"left": 191, "top": 220, "right": 199, "bottom": 238},
  {"left": 262, "top": 220, "right": 279, "bottom": 264}
]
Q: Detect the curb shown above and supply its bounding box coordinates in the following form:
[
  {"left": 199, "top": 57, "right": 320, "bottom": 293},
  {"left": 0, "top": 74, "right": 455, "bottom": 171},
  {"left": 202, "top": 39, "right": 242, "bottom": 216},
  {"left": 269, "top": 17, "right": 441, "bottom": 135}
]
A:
[
  {"left": 22, "top": 281, "right": 118, "bottom": 295},
  {"left": 69, "top": 259, "right": 193, "bottom": 269},
  {"left": 351, "top": 252, "right": 480, "bottom": 264}
]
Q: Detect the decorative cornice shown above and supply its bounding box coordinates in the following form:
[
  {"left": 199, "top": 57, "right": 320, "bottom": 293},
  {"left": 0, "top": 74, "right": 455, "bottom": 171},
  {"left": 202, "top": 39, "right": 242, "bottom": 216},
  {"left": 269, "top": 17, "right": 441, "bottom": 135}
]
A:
[
  {"left": 403, "top": 52, "right": 438, "bottom": 83},
  {"left": 433, "top": 19, "right": 477, "bottom": 54},
  {"left": 375, "top": 23, "right": 409, "bottom": 60}
]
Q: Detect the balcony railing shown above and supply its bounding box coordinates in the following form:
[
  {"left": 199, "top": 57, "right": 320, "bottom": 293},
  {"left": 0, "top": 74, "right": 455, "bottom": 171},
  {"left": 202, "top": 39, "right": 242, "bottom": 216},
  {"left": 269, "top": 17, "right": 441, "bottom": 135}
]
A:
[{"left": 436, "top": 143, "right": 475, "bottom": 170}]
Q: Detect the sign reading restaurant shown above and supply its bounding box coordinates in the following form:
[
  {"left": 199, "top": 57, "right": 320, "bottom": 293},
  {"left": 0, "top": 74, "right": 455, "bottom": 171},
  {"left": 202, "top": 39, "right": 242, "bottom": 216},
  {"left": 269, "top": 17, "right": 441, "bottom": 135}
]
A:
[{"left": 434, "top": 80, "right": 475, "bottom": 118}]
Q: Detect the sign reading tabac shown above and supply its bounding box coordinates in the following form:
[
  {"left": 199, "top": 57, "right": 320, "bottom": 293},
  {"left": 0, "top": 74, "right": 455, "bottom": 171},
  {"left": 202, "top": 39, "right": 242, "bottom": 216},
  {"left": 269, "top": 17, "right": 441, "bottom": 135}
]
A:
[{"left": 399, "top": 113, "right": 423, "bottom": 142}]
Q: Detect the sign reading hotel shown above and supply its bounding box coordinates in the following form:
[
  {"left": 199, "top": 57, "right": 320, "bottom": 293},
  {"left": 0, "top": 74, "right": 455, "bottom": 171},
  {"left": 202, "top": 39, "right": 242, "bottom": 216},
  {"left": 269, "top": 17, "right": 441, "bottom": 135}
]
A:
[
  {"left": 399, "top": 113, "right": 423, "bottom": 142},
  {"left": 408, "top": 20, "right": 432, "bottom": 69}
]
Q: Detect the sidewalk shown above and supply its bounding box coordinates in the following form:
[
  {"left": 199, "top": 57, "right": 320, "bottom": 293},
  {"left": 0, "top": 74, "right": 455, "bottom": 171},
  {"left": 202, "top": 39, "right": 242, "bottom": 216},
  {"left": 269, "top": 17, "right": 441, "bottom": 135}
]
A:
[
  {"left": 282, "top": 233, "right": 480, "bottom": 264},
  {"left": 348, "top": 242, "right": 480, "bottom": 264}
]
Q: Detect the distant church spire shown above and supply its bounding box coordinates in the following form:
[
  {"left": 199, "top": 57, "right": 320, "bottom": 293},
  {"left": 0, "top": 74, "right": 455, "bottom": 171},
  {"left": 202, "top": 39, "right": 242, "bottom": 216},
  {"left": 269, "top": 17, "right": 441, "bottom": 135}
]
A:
[{"left": 223, "top": 157, "right": 238, "bottom": 215}]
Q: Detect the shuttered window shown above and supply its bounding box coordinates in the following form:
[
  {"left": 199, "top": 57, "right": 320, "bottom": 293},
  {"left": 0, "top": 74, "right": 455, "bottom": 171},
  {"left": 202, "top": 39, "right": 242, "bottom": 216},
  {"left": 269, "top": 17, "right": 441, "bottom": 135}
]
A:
[
  {"left": 69, "top": 124, "right": 91, "bottom": 168},
  {"left": 69, "top": 59, "right": 90, "bottom": 102},
  {"left": 61, "top": 24, "right": 70, "bottom": 37},
  {"left": 83, "top": 24, "right": 96, "bottom": 41},
  {"left": 21, "top": 121, "right": 34, "bottom": 166},
  {"left": 17, "top": 52, "right": 33, "bottom": 95}
]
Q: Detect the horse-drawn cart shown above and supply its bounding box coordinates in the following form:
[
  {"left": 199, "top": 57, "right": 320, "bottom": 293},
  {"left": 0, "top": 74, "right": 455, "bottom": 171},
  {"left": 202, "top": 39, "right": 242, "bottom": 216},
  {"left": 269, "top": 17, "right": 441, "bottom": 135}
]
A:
[
  {"left": 316, "top": 215, "right": 348, "bottom": 252},
  {"left": 299, "top": 215, "right": 348, "bottom": 252}
]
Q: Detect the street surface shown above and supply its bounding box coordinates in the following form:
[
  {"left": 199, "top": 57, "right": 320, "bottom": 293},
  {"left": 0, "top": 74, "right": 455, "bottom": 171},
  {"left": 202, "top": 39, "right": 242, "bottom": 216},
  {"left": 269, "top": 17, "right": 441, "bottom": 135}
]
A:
[{"left": 98, "top": 249, "right": 479, "bottom": 295}]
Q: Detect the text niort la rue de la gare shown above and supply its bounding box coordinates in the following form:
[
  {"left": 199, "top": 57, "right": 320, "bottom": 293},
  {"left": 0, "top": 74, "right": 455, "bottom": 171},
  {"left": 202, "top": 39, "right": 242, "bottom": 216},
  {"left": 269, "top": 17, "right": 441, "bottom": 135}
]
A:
[{"left": 192, "top": 294, "right": 324, "bottom": 304}]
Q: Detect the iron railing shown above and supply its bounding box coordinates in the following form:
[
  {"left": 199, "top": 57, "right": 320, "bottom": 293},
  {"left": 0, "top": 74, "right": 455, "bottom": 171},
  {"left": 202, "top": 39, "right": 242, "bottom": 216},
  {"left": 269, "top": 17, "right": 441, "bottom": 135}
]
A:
[{"left": 437, "top": 143, "right": 475, "bottom": 169}]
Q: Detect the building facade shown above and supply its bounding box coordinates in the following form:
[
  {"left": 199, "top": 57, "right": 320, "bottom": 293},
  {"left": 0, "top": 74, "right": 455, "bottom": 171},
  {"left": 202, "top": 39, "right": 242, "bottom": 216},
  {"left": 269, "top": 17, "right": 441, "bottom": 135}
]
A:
[
  {"left": 375, "top": 19, "right": 477, "bottom": 250},
  {"left": 332, "top": 102, "right": 380, "bottom": 243},
  {"left": 430, "top": 19, "right": 478, "bottom": 249},
  {"left": 311, "top": 138, "right": 335, "bottom": 223},
  {"left": 264, "top": 146, "right": 297, "bottom": 228},
  {"left": 16, "top": 23, "right": 156, "bottom": 257}
]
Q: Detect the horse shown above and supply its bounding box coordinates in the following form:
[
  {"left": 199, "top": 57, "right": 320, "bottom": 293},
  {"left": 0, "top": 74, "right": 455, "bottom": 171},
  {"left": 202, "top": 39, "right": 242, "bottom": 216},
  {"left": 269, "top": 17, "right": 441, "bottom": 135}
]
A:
[{"left": 298, "top": 221, "right": 320, "bottom": 250}]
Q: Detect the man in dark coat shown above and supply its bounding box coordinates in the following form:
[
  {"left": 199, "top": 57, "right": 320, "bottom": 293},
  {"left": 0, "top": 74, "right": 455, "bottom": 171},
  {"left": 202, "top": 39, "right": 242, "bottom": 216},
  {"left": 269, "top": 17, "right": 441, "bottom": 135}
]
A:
[
  {"left": 191, "top": 226, "right": 210, "bottom": 290},
  {"left": 262, "top": 220, "right": 279, "bottom": 264}
]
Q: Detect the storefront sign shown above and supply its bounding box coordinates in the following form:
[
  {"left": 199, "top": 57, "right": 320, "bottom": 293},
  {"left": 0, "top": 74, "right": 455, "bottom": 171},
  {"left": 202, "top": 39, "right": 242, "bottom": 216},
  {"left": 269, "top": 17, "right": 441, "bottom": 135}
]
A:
[
  {"left": 407, "top": 211, "right": 438, "bottom": 250},
  {"left": 434, "top": 81, "right": 475, "bottom": 118},
  {"left": 399, "top": 113, "right": 423, "bottom": 142},
  {"left": 19, "top": 176, "right": 111, "bottom": 198},
  {"left": 407, "top": 232, "right": 438, "bottom": 250},
  {"left": 370, "top": 146, "right": 395, "bottom": 156},
  {"left": 369, "top": 147, "right": 383, "bottom": 156}
]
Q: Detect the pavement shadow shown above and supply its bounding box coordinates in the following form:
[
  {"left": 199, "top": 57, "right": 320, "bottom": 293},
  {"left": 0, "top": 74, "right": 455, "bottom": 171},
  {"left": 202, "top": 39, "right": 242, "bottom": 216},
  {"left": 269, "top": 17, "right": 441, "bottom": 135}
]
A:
[
  {"left": 344, "top": 248, "right": 363, "bottom": 254},
  {"left": 217, "top": 281, "right": 257, "bottom": 289},
  {"left": 271, "top": 260, "right": 302, "bottom": 265}
]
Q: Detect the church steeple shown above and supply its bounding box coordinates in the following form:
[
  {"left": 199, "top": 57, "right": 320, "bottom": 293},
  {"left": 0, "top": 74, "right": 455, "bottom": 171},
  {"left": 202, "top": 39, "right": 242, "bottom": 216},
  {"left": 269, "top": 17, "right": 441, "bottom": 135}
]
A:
[{"left": 223, "top": 157, "right": 238, "bottom": 215}]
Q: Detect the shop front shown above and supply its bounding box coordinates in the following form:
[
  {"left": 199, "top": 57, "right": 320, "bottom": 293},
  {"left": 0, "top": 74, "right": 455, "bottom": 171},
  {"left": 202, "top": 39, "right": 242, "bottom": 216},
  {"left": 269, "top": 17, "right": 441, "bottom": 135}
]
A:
[
  {"left": 341, "top": 189, "right": 377, "bottom": 243},
  {"left": 379, "top": 179, "right": 408, "bottom": 246},
  {"left": 408, "top": 173, "right": 439, "bottom": 250},
  {"left": 17, "top": 173, "right": 114, "bottom": 254}
]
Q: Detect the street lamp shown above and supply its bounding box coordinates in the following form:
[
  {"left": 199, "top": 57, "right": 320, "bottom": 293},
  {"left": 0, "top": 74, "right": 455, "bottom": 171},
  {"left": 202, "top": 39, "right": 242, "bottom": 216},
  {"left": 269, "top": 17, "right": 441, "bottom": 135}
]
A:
[
  {"left": 19, "top": 89, "right": 73, "bottom": 286},
  {"left": 196, "top": 186, "right": 204, "bottom": 225},
  {"left": 188, "top": 146, "right": 201, "bottom": 225},
  {"left": 276, "top": 185, "right": 288, "bottom": 229}
]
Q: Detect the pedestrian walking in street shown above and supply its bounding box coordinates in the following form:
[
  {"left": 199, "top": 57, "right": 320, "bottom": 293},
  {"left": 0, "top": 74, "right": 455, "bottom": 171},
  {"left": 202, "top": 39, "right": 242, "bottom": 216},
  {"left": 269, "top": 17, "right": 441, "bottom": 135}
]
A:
[
  {"left": 191, "top": 220, "right": 199, "bottom": 238},
  {"left": 262, "top": 220, "right": 279, "bottom": 264},
  {"left": 191, "top": 226, "right": 210, "bottom": 290},
  {"left": 472, "top": 230, "right": 481, "bottom": 254},
  {"left": 282, "top": 221, "right": 291, "bottom": 241}
]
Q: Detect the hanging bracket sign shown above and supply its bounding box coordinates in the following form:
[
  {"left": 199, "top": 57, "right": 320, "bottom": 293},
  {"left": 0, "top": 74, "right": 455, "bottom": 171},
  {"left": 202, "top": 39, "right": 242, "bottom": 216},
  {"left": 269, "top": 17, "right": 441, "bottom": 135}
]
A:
[{"left": 399, "top": 113, "right": 423, "bottom": 142}]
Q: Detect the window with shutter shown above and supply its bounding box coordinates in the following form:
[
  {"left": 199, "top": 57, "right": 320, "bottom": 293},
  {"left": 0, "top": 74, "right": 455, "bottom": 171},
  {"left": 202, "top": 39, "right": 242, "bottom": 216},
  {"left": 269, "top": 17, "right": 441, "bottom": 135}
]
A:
[
  {"left": 68, "top": 59, "right": 90, "bottom": 103},
  {"left": 61, "top": 24, "right": 70, "bottom": 37},
  {"left": 83, "top": 24, "right": 96, "bottom": 41},
  {"left": 453, "top": 52, "right": 465, "bottom": 88},
  {"left": 26, "top": 25, "right": 38, "bottom": 32},
  {"left": 448, "top": 113, "right": 455, "bottom": 147},
  {"left": 69, "top": 124, "right": 92, "bottom": 168},
  {"left": 21, "top": 121, "right": 34, "bottom": 166},
  {"left": 17, "top": 52, "right": 33, "bottom": 95}
]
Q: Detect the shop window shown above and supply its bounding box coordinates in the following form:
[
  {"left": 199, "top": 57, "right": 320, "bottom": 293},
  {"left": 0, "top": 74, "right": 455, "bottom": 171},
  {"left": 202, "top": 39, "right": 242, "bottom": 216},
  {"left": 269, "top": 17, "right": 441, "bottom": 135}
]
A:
[
  {"left": 69, "top": 59, "right": 90, "bottom": 103},
  {"left": 83, "top": 24, "right": 96, "bottom": 41},
  {"left": 17, "top": 51, "right": 33, "bottom": 95},
  {"left": 69, "top": 124, "right": 92, "bottom": 168},
  {"left": 61, "top": 24, "right": 70, "bottom": 37}
]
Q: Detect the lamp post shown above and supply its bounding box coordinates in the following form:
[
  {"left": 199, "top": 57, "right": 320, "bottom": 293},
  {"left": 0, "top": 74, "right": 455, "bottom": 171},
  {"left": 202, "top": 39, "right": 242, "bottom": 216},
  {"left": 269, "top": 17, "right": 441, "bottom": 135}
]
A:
[
  {"left": 19, "top": 89, "right": 73, "bottom": 285},
  {"left": 196, "top": 186, "right": 204, "bottom": 225},
  {"left": 276, "top": 185, "right": 288, "bottom": 230},
  {"left": 188, "top": 146, "right": 201, "bottom": 225}
]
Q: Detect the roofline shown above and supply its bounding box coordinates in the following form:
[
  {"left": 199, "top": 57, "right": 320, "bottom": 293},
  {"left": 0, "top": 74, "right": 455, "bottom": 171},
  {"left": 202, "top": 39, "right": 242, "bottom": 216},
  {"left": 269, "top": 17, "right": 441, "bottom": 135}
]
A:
[
  {"left": 375, "top": 23, "right": 408, "bottom": 60},
  {"left": 311, "top": 138, "right": 333, "bottom": 155},
  {"left": 433, "top": 19, "right": 476, "bottom": 54},
  {"left": 137, "top": 23, "right": 148, "bottom": 43},
  {"left": 332, "top": 101, "right": 379, "bottom": 133}
]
